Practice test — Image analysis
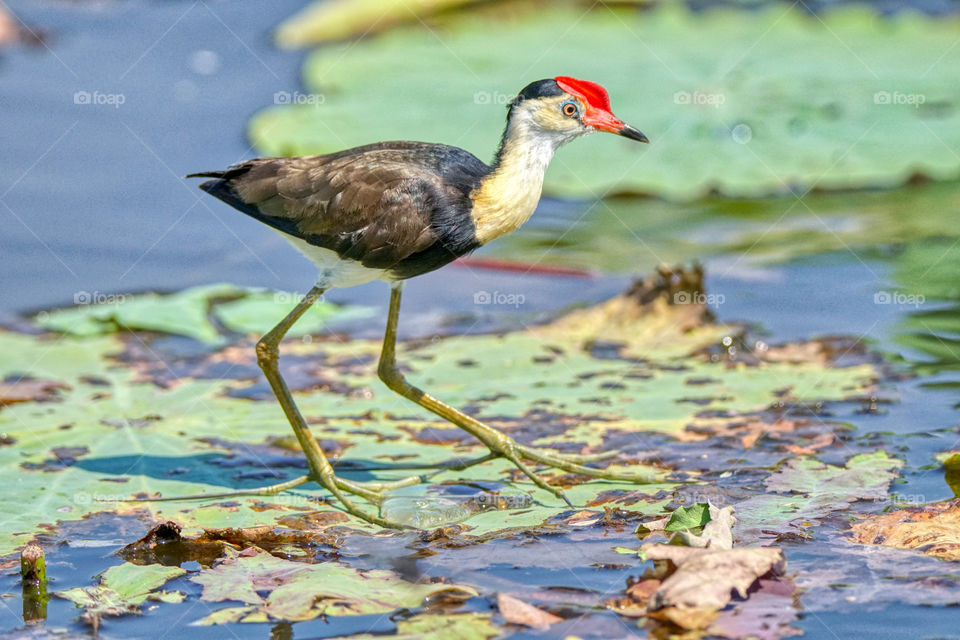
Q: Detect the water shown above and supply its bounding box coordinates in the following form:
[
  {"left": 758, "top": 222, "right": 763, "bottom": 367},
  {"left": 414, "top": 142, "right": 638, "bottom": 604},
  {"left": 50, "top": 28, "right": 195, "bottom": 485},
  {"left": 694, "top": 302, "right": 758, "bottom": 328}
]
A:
[{"left": 2, "top": 1, "right": 960, "bottom": 638}]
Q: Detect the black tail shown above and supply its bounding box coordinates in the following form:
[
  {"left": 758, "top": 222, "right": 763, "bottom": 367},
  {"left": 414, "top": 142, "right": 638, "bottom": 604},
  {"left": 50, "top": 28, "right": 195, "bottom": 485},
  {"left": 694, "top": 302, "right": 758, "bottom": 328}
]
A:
[
  {"left": 186, "top": 171, "right": 300, "bottom": 240},
  {"left": 185, "top": 162, "right": 301, "bottom": 239},
  {"left": 186, "top": 164, "right": 255, "bottom": 205},
  {"left": 185, "top": 171, "right": 227, "bottom": 179},
  {"left": 186, "top": 162, "right": 253, "bottom": 181}
]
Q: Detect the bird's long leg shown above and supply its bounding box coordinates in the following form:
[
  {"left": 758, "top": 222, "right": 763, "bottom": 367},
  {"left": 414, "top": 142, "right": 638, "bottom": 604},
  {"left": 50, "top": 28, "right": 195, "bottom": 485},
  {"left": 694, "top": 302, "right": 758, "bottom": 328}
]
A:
[
  {"left": 251, "top": 285, "right": 413, "bottom": 528},
  {"left": 377, "top": 283, "right": 660, "bottom": 507}
]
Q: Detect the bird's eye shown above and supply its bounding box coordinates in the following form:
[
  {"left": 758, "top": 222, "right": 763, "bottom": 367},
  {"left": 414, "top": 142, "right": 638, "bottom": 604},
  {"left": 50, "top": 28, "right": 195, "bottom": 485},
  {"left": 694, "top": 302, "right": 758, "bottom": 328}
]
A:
[{"left": 561, "top": 101, "right": 579, "bottom": 117}]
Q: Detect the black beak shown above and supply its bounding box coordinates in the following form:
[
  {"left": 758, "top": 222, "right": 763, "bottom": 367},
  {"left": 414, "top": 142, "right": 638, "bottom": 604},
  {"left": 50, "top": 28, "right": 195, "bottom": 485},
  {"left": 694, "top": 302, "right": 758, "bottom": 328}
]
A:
[{"left": 618, "top": 125, "right": 649, "bottom": 143}]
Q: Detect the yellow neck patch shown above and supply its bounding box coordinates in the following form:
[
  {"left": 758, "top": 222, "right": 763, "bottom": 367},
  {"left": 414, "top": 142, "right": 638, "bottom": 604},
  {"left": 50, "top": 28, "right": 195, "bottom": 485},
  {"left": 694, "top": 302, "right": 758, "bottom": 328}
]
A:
[{"left": 471, "top": 123, "right": 558, "bottom": 245}]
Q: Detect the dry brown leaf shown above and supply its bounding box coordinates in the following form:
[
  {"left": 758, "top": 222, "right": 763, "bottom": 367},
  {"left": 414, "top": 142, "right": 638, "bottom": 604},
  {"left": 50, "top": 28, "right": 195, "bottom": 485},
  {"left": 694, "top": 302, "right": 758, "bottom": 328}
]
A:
[
  {"left": 605, "top": 579, "right": 660, "bottom": 618},
  {"left": 562, "top": 510, "right": 602, "bottom": 527},
  {"left": 643, "top": 545, "right": 786, "bottom": 611},
  {"left": 0, "top": 7, "right": 19, "bottom": 47},
  {"left": 741, "top": 429, "right": 762, "bottom": 449},
  {"left": 496, "top": 593, "right": 562, "bottom": 629},
  {"left": 850, "top": 499, "right": 960, "bottom": 561},
  {"left": 648, "top": 604, "right": 719, "bottom": 630},
  {"left": 627, "top": 578, "right": 661, "bottom": 601},
  {"left": 706, "top": 578, "right": 800, "bottom": 640},
  {"left": 761, "top": 341, "right": 830, "bottom": 365},
  {"left": 784, "top": 432, "right": 834, "bottom": 455},
  {"left": 685, "top": 417, "right": 801, "bottom": 445}
]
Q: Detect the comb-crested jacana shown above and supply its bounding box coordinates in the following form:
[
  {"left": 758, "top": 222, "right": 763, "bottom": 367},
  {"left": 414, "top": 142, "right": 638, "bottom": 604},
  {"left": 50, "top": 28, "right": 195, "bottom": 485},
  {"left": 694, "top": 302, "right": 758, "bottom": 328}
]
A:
[{"left": 187, "top": 77, "right": 650, "bottom": 527}]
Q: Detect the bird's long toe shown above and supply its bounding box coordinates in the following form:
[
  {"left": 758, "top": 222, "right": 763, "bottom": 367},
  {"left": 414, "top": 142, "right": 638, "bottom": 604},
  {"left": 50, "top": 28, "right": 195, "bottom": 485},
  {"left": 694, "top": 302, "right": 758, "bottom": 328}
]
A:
[{"left": 516, "top": 445, "right": 662, "bottom": 484}]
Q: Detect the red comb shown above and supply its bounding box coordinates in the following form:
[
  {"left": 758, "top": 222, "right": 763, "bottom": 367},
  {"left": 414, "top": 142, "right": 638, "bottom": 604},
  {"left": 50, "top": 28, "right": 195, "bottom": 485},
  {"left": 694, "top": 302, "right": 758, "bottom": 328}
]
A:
[{"left": 554, "top": 76, "right": 612, "bottom": 112}]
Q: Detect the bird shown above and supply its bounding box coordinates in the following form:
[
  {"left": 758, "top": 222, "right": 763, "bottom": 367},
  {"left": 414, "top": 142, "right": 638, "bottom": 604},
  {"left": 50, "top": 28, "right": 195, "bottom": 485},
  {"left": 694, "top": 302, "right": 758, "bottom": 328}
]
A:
[{"left": 187, "top": 76, "right": 650, "bottom": 528}]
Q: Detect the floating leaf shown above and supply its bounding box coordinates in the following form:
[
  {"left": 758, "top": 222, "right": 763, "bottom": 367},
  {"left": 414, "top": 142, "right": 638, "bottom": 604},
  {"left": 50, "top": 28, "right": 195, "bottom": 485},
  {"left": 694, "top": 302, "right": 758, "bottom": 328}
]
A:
[
  {"left": 57, "top": 563, "right": 185, "bottom": 628},
  {"left": 734, "top": 451, "right": 902, "bottom": 543},
  {"left": 33, "top": 284, "right": 370, "bottom": 345},
  {"left": 251, "top": 6, "right": 960, "bottom": 200},
  {"left": 763, "top": 452, "right": 900, "bottom": 499},
  {"left": 275, "top": 0, "right": 475, "bottom": 48},
  {"left": 676, "top": 505, "right": 736, "bottom": 550},
  {"left": 35, "top": 284, "right": 242, "bottom": 344},
  {"left": 850, "top": 499, "right": 960, "bottom": 562},
  {"left": 0, "top": 266, "right": 879, "bottom": 554},
  {"left": 191, "top": 547, "right": 476, "bottom": 623},
  {"left": 611, "top": 504, "right": 792, "bottom": 634},
  {"left": 644, "top": 545, "right": 786, "bottom": 628},
  {"left": 322, "top": 612, "right": 499, "bottom": 640},
  {"left": 212, "top": 289, "right": 374, "bottom": 338},
  {"left": 496, "top": 593, "right": 562, "bottom": 630},
  {"left": 664, "top": 503, "right": 711, "bottom": 532},
  {"left": 706, "top": 578, "right": 800, "bottom": 640}
]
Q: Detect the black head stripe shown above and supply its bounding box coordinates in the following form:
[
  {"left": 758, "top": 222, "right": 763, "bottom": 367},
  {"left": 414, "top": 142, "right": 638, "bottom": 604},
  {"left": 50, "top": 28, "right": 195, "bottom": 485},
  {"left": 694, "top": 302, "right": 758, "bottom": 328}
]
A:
[{"left": 509, "top": 78, "right": 563, "bottom": 109}]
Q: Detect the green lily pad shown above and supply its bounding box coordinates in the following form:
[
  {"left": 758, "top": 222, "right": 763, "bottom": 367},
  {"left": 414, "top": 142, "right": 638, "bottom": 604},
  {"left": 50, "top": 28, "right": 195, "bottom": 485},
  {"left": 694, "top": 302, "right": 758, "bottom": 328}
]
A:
[
  {"left": 57, "top": 563, "right": 185, "bottom": 626},
  {"left": 213, "top": 289, "right": 374, "bottom": 337},
  {"left": 488, "top": 182, "right": 960, "bottom": 274},
  {"left": 191, "top": 547, "right": 476, "bottom": 624},
  {"left": 33, "top": 284, "right": 370, "bottom": 345},
  {"left": 0, "top": 274, "right": 877, "bottom": 555},
  {"left": 322, "top": 612, "right": 499, "bottom": 640},
  {"left": 274, "top": 0, "right": 476, "bottom": 48},
  {"left": 251, "top": 5, "right": 960, "bottom": 200},
  {"left": 884, "top": 237, "right": 960, "bottom": 375},
  {"left": 734, "top": 451, "right": 902, "bottom": 542},
  {"left": 34, "top": 284, "right": 242, "bottom": 344}
]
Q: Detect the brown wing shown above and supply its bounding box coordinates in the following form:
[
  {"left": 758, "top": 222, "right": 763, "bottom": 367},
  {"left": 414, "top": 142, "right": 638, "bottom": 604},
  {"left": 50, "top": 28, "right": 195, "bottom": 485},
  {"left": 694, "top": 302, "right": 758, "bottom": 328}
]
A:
[{"left": 191, "top": 142, "right": 488, "bottom": 270}]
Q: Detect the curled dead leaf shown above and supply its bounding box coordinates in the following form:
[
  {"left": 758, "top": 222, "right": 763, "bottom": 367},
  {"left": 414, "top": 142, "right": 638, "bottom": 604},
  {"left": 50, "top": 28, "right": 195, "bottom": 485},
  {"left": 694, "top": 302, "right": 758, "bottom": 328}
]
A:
[
  {"left": 496, "top": 593, "right": 562, "bottom": 630},
  {"left": 643, "top": 545, "right": 786, "bottom": 612},
  {"left": 850, "top": 499, "right": 960, "bottom": 561}
]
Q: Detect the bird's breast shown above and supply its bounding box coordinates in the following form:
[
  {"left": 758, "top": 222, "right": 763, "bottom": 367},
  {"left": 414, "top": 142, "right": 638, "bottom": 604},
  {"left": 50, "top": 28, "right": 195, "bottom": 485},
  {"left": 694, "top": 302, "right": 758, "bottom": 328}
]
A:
[{"left": 281, "top": 233, "right": 388, "bottom": 288}]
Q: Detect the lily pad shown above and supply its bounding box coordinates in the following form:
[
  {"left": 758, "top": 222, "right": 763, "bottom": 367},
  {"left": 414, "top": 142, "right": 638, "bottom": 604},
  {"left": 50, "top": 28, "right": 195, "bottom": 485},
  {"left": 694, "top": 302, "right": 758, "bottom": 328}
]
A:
[
  {"left": 56, "top": 563, "right": 185, "bottom": 627},
  {"left": 251, "top": 5, "right": 960, "bottom": 200},
  {"left": 323, "top": 612, "right": 499, "bottom": 640},
  {"left": 191, "top": 547, "right": 476, "bottom": 623},
  {"left": 34, "top": 284, "right": 242, "bottom": 344},
  {"left": 0, "top": 269, "right": 880, "bottom": 555},
  {"left": 275, "top": 0, "right": 476, "bottom": 48},
  {"left": 734, "top": 451, "right": 903, "bottom": 542},
  {"left": 212, "top": 289, "right": 375, "bottom": 337},
  {"left": 33, "top": 284, "right": 371, "bottom": 345}
]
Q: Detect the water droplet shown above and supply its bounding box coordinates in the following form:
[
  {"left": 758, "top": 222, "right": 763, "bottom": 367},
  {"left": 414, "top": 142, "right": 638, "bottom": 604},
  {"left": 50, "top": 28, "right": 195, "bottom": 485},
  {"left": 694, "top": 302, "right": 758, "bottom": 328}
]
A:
[
  {"left": 190, "top": 50, "right": 220, "bottom": 75},
  {"left": 731, "top": 123, "right": 752, "bottom": 144}
]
